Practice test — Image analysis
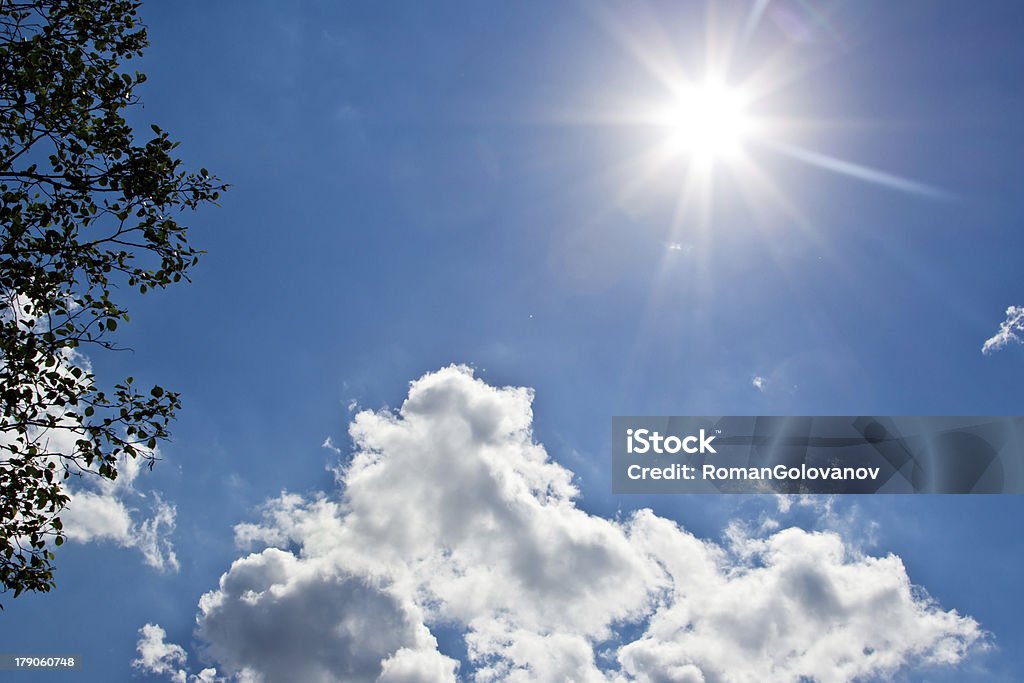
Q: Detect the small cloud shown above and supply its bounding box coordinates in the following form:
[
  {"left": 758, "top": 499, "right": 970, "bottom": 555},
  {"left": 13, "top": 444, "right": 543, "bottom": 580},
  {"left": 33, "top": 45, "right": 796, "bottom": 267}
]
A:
[
  {"left": 982, "top": 305, "right": 1024, "bottom": 355},
  {"left": 133, "top": 498, "right": 180, "bottom": 572},
  {"left": 346, "top": 399, "right": 359, "bottom": 413},
  {"left": 133, "top": 624, "right": 187, "bottom": 680},
  {"left": 667, "top": 242, "right": 694, "bottom": 254},
  {"left": 321, "top": 436, "right": 341, "bottom": 454},
  {"left": 774, "top": 494, "right": 793, "bottom": 514},
  {"left": 752, "top": 375, "right": 767, "bottom": 392},
  {"left": 134, "top": 624, "right": 220, "bottom": 683}
]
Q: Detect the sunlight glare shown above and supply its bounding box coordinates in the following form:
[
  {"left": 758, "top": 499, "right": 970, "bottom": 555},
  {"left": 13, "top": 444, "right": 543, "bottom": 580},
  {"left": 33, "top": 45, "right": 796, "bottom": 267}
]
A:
[{"left": 662, "top": 82, "right": 751, "bottom": 162}]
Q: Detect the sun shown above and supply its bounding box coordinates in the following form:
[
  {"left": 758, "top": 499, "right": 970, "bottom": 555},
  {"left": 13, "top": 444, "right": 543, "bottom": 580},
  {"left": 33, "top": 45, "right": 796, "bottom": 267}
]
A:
[
  {"left": 590, "top": 2, "right": 952, "bottom": 239},
  {"left": 660, "top": 81, "right": 752, "bottom": 163}
]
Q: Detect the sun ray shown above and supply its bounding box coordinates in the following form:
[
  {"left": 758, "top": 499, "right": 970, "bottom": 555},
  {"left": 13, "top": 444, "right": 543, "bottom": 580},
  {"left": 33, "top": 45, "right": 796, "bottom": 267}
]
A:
[
  {"left": 583, "top": 2, "right": 694, "bottom": 96},
  {"left": 760, "top": 139, "right": 955, "bottom": 201},
  {"left": 739, "top": 0, "right": 772, "bottom": 51}
]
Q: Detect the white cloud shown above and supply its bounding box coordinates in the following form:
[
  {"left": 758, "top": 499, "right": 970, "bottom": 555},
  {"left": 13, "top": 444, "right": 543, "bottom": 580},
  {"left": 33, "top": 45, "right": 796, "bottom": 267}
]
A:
[
  {"left": 132, "top": 496, "right": 180, "bottom": 572},
  {"left": 152, "top": 366, "right": 985, "bottom": 682},
  {"left": 134, "top": 623, "right": 222, "bottom": 683},
  {"left": 62, "top": 491, "right": 179, "bottom": 572},
  {"left": 134, "top": 623, "right": 190, "bottom": 682},
  {"left": 60, "top": 489, "right": 134, "bottom": 543},
  {"left": 752, "top": 375, "right": 767, "bottom": 391},
  {"left": 982, "top": 305, "right": 1024, "bottom": 354},
  {"left": 60, "top": 456, "right": 180, "bottom": 572},
  {"left": 621, "top": 515, "right": 983, "bottom": 683},
  {"left": 195, "top": 548, "right": 456, "bottom": 683}
]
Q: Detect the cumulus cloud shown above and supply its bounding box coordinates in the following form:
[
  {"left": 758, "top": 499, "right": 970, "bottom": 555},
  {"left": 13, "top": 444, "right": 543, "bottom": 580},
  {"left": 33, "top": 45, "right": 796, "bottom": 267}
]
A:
[
  {"left": 151, "top": 366, "right": 985, "bottom": 682},
  {"left": 621, "top": 516, "right": 981, "bottom": 683},
  {"left": 752, "top": 375, "right": 767, "bottom": 392},
  {"left": 195, "top": 548, "right": 456, "bottom": 683},
  {"left": 982, "top": 305, "right": 1024, "bottom": 354}
]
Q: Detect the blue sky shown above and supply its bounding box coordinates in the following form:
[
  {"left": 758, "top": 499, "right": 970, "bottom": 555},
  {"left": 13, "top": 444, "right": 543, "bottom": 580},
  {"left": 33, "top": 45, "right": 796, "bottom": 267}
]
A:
[{"left": 2, "top": 1, "right": 1024, "bottom": 681}]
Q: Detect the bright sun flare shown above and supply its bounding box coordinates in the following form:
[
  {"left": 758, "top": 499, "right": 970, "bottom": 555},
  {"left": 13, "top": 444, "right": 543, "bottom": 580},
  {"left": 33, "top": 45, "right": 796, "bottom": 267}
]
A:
[
  {"left": 587, "top": 1, "right": 953, "bottom": 272},
  {"left": 661, "top": 82, "right": 752, "bottom": 162}
]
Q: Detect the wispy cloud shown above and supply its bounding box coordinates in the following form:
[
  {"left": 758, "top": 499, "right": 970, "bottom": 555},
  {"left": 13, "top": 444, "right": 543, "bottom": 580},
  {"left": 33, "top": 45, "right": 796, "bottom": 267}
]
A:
[
  {"left": 59, "top": 451, "right": 179, "bottom": 572},
  {"left": 752, "top": 375, "right": 767, "bottom": 392},
  {"left": 143, "top": 366, "right": 985, "bottom": 682},
  {"left": 982, "top": 305, "right": 1024, "bottom": 355}
]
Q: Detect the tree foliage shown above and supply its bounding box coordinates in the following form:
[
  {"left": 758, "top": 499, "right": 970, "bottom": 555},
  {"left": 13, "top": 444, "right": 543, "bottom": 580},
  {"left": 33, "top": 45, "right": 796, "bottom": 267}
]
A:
[{"left": 0, "top": 0, "right": 224, "bottom": 602}]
